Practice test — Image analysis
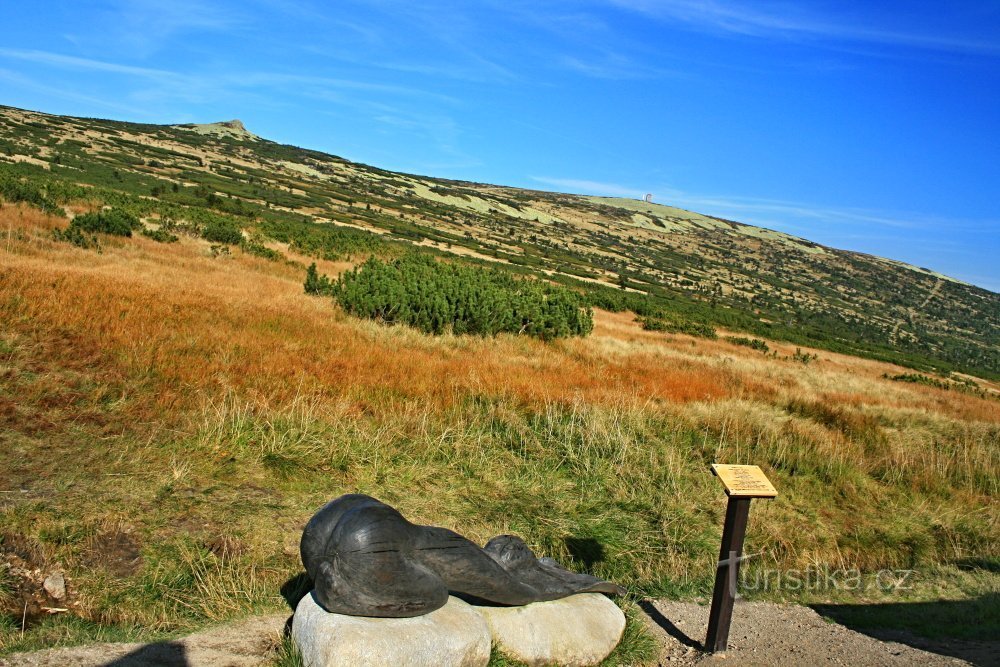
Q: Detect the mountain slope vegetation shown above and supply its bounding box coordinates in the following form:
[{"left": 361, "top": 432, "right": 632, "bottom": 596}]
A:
[
  {"left": 0, "top": 104, "right": 998, "bottom": 658},
  {"left": 0, "top": 197, "right": 996, "bottom": 656},
  {"left": 0, "top": 104, "right": 996, "bottom": 380}
]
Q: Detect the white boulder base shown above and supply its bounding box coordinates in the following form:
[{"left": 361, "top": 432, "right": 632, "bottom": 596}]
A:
[
  {"left": 476, "top": 593, "right": 626, "bottom": 667},
  {"left": 292, "top": 592, "right": 492, "bottom": 667}
]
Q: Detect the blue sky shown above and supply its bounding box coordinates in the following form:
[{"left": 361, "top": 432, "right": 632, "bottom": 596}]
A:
[{"left": 2, "top": 1, "right": 999, "bottom": 291}]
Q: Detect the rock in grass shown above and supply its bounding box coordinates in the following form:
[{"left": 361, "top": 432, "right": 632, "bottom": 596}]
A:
[
  {"left": 43, "top": 571, "right": 66, "bottom": 600},
  {"left": 476, "top": 593, "right": 625, "bottom": 667},
  {"left": 292, "top": 591, "right": 491, "bottom": 667}
]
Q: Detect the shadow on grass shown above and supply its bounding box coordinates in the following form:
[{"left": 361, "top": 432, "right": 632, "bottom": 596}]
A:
[
  {"left": 564, "top": 537, "right": 605, "bottom": 570},
  {"left": 280, "top": 572, "right": 312, "bottom": 612},
  {"left": 955, "top": 557, "right": 1000, "bottom": 574},
  {"left": 279, "top": 572, "right": 312, "bottom": 639},
  {"left": 811, "top": 593, "right": 999, "bottom": 667}
]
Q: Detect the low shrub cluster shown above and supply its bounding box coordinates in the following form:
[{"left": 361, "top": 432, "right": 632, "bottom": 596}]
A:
[
  {"left": 141, "top": 227, "right": 179, "bottom": 243},
  {"left": 262, "top": 217, "right": 384, "bottom": 260},
  {"left": 885, "top": 372, "right": 951, "bottom": 390},
  {"left": 792, "top": 348, "right": 819, "bottom": 364},
  {"left": 638, "top": 313, "right": 717, "bottom": 338},
  {"left": 201, "top": 220, "right": 243, "bottom": 245},
  {"left": 52, "top": 223, "right": 99, "bottom": 249},
  {"left": 725, "top": 336, "right": 770, "bottom": 353},
  {"left": 240, "top": 236, "right": 283, "bottom": 261},
  {"left": 303, "top": 262, "right": 334, "bottom": 295},
  {"left": 69, "top": 209, "right": 139, "bottom": 236},
  {"left": 326, "top": 253, "right": 593, "bottom": 340},
  {"left": 53, "top": 207, "right": 139, "bottom": 248},
  {"left": 883, "top": 372, "right": 992, "bottom": 399},
  {"left": 0, "top": 169, "right": 65, "bottom": 216}
]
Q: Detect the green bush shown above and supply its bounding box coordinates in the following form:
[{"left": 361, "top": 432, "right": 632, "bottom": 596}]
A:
[
  {"left": 201, "top": 220, "right": 243, "bottom": 245},
  {"left": 639, "top": 313, "right": 717, "bottom": 338},
  {"left": 241, "top": 239, "right": 282, "bottom": 261},
  {"left": 52, "top": 224, "right": 99, "bottom": 249},
  {"left": 331, "top": 253, "right": 593, "bottom": 340},
  {"left": 261, "top": 217, "right": 383, "bottom": 261},
  {"left": 141, "top": 227, "right": 179, "bottom": 243},
  {"left": 725, "top": 336, "right": 770, "bottom": 353},
  {"left": 0, "top": 169, "right": 66, "bottom": 216},
  {"left": 791, "top": 348, "right": 818, "bottom": 364},
  {"left": 53, "top": 207, "right": 137, "bottom": 248},
  {"left": 71, "top": 209, "right": 139, "bottom": 236},
  {"left": 304, "top": 262, "right": 333, "bottom": 295}
]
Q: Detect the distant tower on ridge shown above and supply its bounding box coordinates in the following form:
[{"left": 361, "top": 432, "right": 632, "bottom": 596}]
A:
[{"left": 644, "top": 193, "right": 653, "bottom": 203}]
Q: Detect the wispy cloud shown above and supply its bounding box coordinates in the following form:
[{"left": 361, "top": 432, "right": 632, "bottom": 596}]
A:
[
  {"left": 0, "top": 47, "right": 457, "bottom": 106},
  {"left": 0, "top": 68, "right": 155, "bottom": 118},
  {"left": 660, "top": 190, "right": 1000, "bottom": 234},
  {"left": 0, "top": 45, "right": 468, "bottom": 159},
  {"left": 231, "top": 72, "right": 460, "bottom": 104},
  {"left": 607, "top": 0, "right": 1000, "bottom": 56},
  {"left": 531, "top": 176, "right": 641, "bottom": 198},
  {"left": 100, "top": 0, "right": 247, "bottom": 57},
  {"left": 531, "top": 176, "right": 1000, "bottom": 236},
  {"left": 321, "top": 0, "right": 520, "bottom": 84},
  {"left": 557, "top": 51, "right": 671, "bottom": 80},
  {"left": 0, "top": 48, "right": 180, "bottom": 80}
]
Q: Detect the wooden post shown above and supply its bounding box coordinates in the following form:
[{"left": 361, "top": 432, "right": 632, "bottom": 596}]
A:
[
  {"left": 705, "top": 496, "right": 752, "bottom": 653},
  {"left": 705, "top": 464, "right": 777, "bottom": 654}
]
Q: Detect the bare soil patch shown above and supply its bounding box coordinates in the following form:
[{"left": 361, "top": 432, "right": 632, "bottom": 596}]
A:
[
  {"left": 84, "top": 531, "right": 142, "bottom": 578},
  {"left": 640, "top": 599, "right": 997, "bottom": 666}
]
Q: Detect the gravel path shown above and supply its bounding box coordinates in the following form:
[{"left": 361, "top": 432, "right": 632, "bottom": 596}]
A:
[
  {"left": 1, "top": 600, "right": 996, "bottom": 666},
  {"left": 0, "top": 614, "right": 289, "bottom": 667},
  {"left": 639, "top": 599, "right": 998, "bottom": 667}
]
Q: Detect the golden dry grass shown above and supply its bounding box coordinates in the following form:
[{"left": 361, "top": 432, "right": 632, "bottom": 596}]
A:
[
  {"left": 2, "top": 207, "right": 745, "bottom": 414},
  {"left": 1, "top": 202, "right": 997, "bottom": 653},
  {"left": 4, "top": 202, "right": 996, "bottom": 421}
]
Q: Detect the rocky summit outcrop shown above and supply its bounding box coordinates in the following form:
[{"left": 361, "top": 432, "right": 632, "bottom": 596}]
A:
[{"left": 172, "top": 118, "right": 260, "bottom": 141}]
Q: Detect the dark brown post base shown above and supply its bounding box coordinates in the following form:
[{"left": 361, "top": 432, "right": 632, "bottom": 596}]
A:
[{"left": 704, "top": 496, "right": 752, "bottom": 653}]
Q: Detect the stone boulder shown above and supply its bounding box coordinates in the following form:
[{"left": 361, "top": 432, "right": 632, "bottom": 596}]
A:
[
  {"left": 292, "top": 592, "right": 491, "bottom": 667},
  {"left": 43, "top": 571, "right": 66, "bottom": 600},
  {"left": 476, "top": 593, "right": 626, "bottom": 667}
]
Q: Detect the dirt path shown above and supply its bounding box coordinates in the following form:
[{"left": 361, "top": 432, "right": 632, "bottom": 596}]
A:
[
  {"left": 2, "top": 600, "right": 996, "bottom": 666},
  {"left": 0, "top": 614, "right": 288, "bottom": 667},
  {"left": 640, "top": 599, "right": 997, "bottom": 666}
]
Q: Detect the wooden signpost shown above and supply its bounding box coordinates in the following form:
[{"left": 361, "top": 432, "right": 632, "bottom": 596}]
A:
[{"left": 705, "top": 464, "right": 777, "bottom": 654}]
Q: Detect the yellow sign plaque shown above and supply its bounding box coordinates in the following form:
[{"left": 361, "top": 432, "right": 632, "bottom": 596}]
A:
[{"left": 711, "top": 464, "right": 778, "bottom": 498}]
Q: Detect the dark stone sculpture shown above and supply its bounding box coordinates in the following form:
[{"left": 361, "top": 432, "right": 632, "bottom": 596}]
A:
[{"left": 300, "top": 494, "right": 624, "bottom": 618}]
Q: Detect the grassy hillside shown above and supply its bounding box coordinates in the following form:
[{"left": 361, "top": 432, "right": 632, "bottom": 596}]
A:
[
  {"left": 0, "top": 104, "right": 997, "bottom": 381},
  {"left": 0, "top": 200, "right": 997, "bottom": 657}
]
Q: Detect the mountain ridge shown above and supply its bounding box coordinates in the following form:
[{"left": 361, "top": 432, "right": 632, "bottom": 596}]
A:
[{"left": 0, "top": 103, "right": 997, "bottom": 380}]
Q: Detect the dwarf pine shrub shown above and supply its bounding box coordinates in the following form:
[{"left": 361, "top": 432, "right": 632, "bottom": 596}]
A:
[
  {"left": 53, "top": 207, "right": 139, "bottom": 248},
  {"left": 69, "top": 208, "right": 139, "bottom": 236},
  {"left": 330, "top": 253, "right": 593, "bottom": 340},
  {"left": 725, "top": 336, "right": 770, "bottom": 352},
  {"left": 303, "top": 262, "right": 333, "bottom": 295},
  {"left": 201, "top": 220, "right": 243, "bottom": 245},
  {"left": 639, "top": 312, "right": 717, "bottom": 338}
]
